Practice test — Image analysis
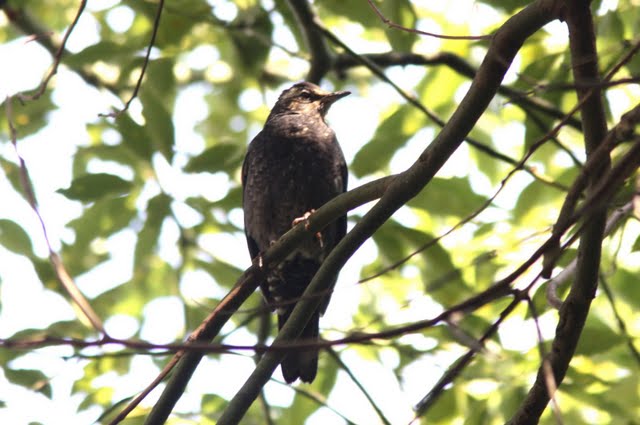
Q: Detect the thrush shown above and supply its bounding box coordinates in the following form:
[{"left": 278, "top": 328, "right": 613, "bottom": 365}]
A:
[{"left": 242, "top": 82, "right": 349, "bottom": 383}]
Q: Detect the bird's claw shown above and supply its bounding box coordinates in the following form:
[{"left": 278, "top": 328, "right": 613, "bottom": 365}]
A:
[
  {"left": 315, "top": 231, "right": 324, "bottom": 248},
  {"left": 292, "top": 209, "right": 316, "bottom": 229},
  {"left": 292, "top": 210, "right": 324, "bottom": 247}
]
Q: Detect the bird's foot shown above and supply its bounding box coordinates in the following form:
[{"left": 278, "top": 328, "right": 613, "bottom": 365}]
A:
[
  {"left": 292, "top": 210, "right": 324, "bottom": 248},
  {"left": 292, "top": 209, "right": 316, "bottom": 229}
]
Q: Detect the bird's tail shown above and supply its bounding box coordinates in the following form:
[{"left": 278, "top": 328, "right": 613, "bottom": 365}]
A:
[
  {"left": 272, "top": 256, "right": 322, "bottom": 383},
  {"left": 278, "top": 309, "right": 319, "bottom": 383}
]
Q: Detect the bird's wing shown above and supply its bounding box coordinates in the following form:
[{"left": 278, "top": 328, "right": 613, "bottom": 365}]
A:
[
  {"left": 336, "top": 149, "right": 348, "bottom": 243},
  {"left": 241, "top": 140, "right": 261, "bottom": 260}
]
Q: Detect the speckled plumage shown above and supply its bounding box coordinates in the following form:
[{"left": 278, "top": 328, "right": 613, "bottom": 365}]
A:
[{"left": 242, "top": 82, "right": 349, "bottom": 383}]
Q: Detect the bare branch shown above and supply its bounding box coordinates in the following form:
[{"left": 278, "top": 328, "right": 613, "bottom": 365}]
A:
[
  {"left": 101, "top": 0, "right": 165, "bottom": 117},
  {"left": 547, "top": 202, "right": 634, "bottom": 308},
  {"left": 141, "top": 175, "right": 394, "bottom": 424},
  {"left": 365, "top": 0, "right": 490, "bottom": 41},
  {"left": 508, "top": 1, "right": 611, "bottom": 422},
  {"left": 5, "top": 1, "right": 89, "bottom": 101},
  {"left": 285, "top": 0, "right": 332, "bottom": 83},
  {"left": 4, "top": 96, "right": 105, "bottom": 333},
  {"left": 327, "top": 348, "right": 393, "bottom": 425}
]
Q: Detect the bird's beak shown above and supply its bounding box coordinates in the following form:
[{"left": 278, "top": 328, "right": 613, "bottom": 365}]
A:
[{"left": 322, "top": 90, "right": 351, "bottom": 106}]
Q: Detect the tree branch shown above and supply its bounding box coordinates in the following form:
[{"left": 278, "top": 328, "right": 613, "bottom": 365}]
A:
[
  {"left": 508, "top": 0, "right": 611, "bottom": 422},
  {"left": 141, "top": 176, "right": 394, "bottom": 424},
  {"left": 1, "top": 3, "right": 123, "bottom": 97},
  {"left": 327, "top": 33, "right": 569, "bottom": 192},
  {"left": 217, "top": 1, "right": 559, "bottom": 423},
  {"left": 285, "top": 0, "right": 332, "bottom": 83},
  {"left": 334, "top": 51, "right": 583, "bottom": 131}
]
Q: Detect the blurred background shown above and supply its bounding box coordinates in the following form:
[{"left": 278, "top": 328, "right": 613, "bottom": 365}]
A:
[{"left": 1, "top": 0, "right": 639, "bottom": 423}]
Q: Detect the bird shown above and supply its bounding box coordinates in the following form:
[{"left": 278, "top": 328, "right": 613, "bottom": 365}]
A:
[{"left": 242, "top": 82, "right": 349, "bottom": 383}]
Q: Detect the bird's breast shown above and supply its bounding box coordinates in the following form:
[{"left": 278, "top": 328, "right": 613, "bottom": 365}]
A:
[{"left": 243, "top": 124, "right": 344, "bottom": 256}]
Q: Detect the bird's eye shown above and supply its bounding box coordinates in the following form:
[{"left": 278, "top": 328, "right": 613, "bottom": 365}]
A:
[{"left": 299, "top": 90, "right": 312, "bottom": 100}]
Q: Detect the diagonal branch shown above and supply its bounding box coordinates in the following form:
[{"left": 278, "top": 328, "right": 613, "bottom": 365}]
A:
[
  {"left": 2, "top": 5, "right": 119, "bottom": 95},
  {"left": 326, "top": 32, "right": 569, "bottom": 192},
  {"left": 3, "top": 1, "right": 89, "bottom": 101},
  {"left": 327, "top": 348, "right": 393, "bottom": 425},
  {"left": 140, "top": 176, "right": 394, "bottom": 425},
  {"left": 285, "top": 0, "right": 333, "bottom": 83},
  {"left": 334, "top": 51, "right": 583, "bottom": 131}
]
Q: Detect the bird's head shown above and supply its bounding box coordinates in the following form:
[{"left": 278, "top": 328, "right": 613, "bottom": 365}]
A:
[{"left": 269, "top": 82, "right": 350, "bottom": 119}]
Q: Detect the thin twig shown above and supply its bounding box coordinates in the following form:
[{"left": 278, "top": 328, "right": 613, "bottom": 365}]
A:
[
  {"left": 101, "top": 0, "right": 165, "bottom": 117},
  {"left": 526, "top": 296, "right": 564, "bottom": 424},
  {"left": 322, "top": 26, "right": 569, "bottom": 192},
  {"left": 365, "top": 0, "right": 490, "bottom": 41},
  {"left": 4, "top": 96, "right": 105, "bottom": 333},
  {"left": 546, "top": 202, "right": 633, "bottom": 308},
  {"left": 327, "top": 348, "right": 393, "bottom": 425},
  {"left": 599, "top": 275, "right": 640, "bottom": 367},
  {"left": 16, "top": 0, "right": 88, "bottom": 101}
]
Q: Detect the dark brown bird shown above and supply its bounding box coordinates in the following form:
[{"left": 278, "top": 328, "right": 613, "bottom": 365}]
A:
[{"left": 242, "top": 82, "right": 349, "bottom": 383}]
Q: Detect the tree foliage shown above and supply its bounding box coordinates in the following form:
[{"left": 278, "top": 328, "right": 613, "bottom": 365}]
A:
[{"left": 1, "top": 0, "right": 640, "bottom": 424}]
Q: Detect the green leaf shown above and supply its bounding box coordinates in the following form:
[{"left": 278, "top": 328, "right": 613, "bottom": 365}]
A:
[
  {"left": 423, "top": 385, "right": 457, "bottom": 422},
  {"left": 574, "top": 316, "right": 625, "bottom": 356},
  {"left": 72, "top": 144, "right": 139, "bottom": 174},
  {"left": 134, "top": 193, "right": 172, "bottom": 267},
  {"left": 130, "top": 0, "right": 208, "bottom": 48},
  {"left": 0, "top": 92, "right": 56, "bottom": 138},
  {"left": 631, "top": 234, "right": 640, "bottom": 253},
  {"left": 201, "top": 394, "right": 227, "bottom": 418},
  {"left": 379, "top": 0, "right": 417, "bottom": 51},
  {"left": 3, "top": 368, "right": 52, "bottom": 398},
  {"left": 139, "top": 89, "right": 175, "bottom": 161},
  {"left": 143, "top": 58, "right": 177, "bottom": 103},
  {"left": 116, "top": 114, "right": 154, "bottom": 161},
  {"left": 371, "top": 219, "right": 467, "bottom": 305},
  {"left": 0, "top": 158, "right": 26, "bottom": 201},
  {"left": 62, "top": 41, "right": 135, "bottom": 68},
  {"left": 184, "top": 143, "right": 244, "bottom": 173},
  {"left": 352, "top": 106, "right": 422, "bottom": 177},
  {"left": 612, "top": 268, "right": 640, "bottom": 310},
  {"left": 68, "top": 197, "right": 135, "bottom": 246},
  {"left": 58, "top": 173, "right": 132, "bottom": 202},
  {"left": 408, "top": 177, "right": 488, "bottom": 217},
  {"left": 229, "top": 7, "right": 274, "bottom": 74},
  {"left": 139, "top": 59, "right": 176, "bottom": 161},
  {"left": 320, "top": 0, "right": 378, "bottom": 28},
  {"left": 63, "top": 197, "right": 135, "bottom": 275},
  {"left": 477, "top": 0, "right": 531, "bottom": 13},
  {"left": 211, "top": 186, "right": 242, "bottom": 211},
  {"left": 513, "top": 179, "right": 561, "bottom": 222},
  {"left": 0, "top": 219, "right": 34, "bottom": 256},
  {"left": 194, "top": 258, "right": 244, "bottom": 289}
]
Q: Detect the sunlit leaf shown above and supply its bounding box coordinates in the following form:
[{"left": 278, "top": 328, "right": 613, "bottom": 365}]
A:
[
  {"left": 184, "top": 143, "right": 244, "bottom": 173},
  {"left": 408, "top": 177, "right": 488, "bottom": 217},
  {"left": 0, "top": 219, "right": 33, "bottom": 256},
  {"left": 352, "top": 105, "right": 422, "bottom": 177},
  {"left": 58, "top": 173, "right": 132, "bottom": 201},
  {"left": 3, "top": 367, "right": 52, "bottom": 398}
]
